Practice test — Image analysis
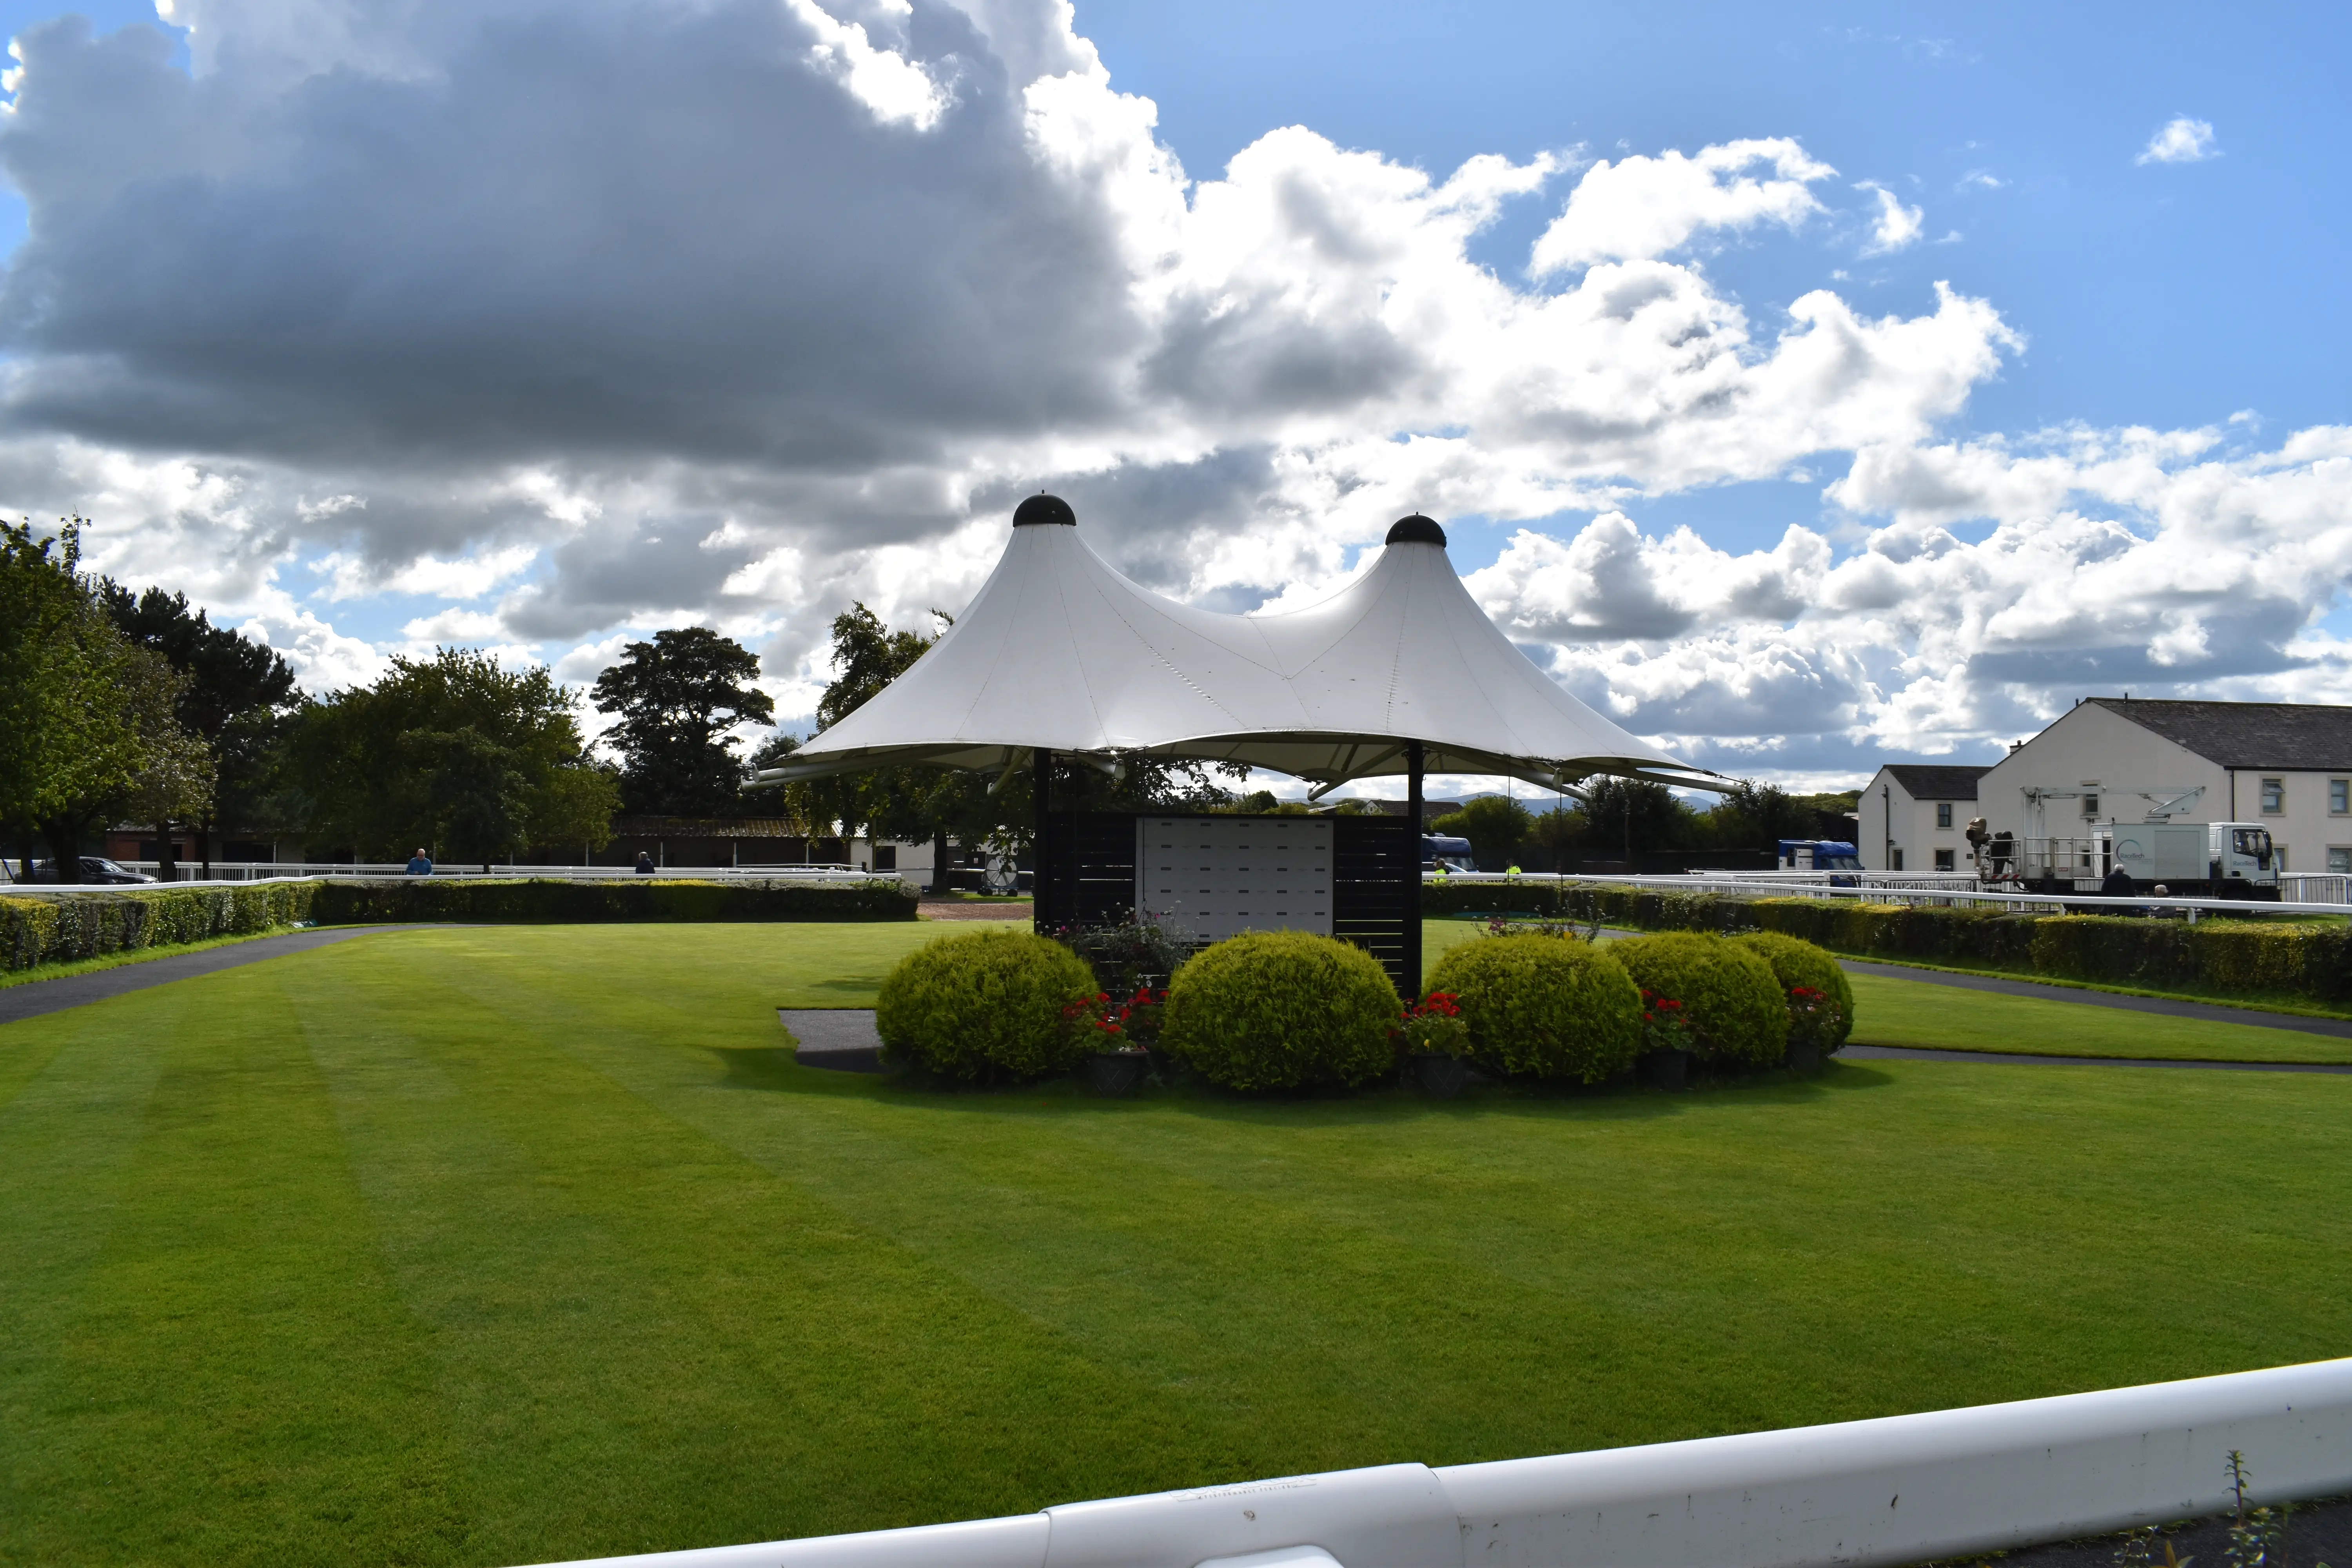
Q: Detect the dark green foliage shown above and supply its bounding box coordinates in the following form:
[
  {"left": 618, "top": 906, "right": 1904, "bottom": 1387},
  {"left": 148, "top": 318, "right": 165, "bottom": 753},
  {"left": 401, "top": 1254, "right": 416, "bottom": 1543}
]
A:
[
  {"left": 1432, "top": 796, "right": 1534, "bottom": 871},
  {"left": 1162, "top": 931, "right": 1401, "bottom": 1091},
  {"left": 1440, "top": 879, "right": 2352, "bottom": 1007},
  {"left": 1052, "top": 918, "right": 1192, "bottom": 997},
  {"left": 1423, "top": 934, "right": 1642, "bottom": 1082},
  {"left": 874, "top": 927, "right": 1098, "bottom": 1080},
  {"left": 309, "top": 876, "right": 915, "bottom": 925},
  {"left": 590, "top": 627, "right": 775, "bottom": 816},
  {"left": 1735, "top": 932, "right": 1855, "bottom": 1054},
  {"left": 0, "top": 882, "right": 320, "bottom": 971},
  {"left": 97, "top": 578, "right": 301, "bottom": 873},
  {"left": 1610, "top": 932, "right": 1789, "bottom": 1065},
  {"left": 287, "top": 648, "right": 619, "bottom": 864}
]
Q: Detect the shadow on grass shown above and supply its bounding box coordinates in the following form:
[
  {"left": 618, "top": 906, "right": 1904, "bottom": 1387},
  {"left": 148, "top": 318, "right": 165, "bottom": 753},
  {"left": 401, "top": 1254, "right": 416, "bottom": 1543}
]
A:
[{"left": 715, "top": 1030, "right": 1896, "bottom": 1125}]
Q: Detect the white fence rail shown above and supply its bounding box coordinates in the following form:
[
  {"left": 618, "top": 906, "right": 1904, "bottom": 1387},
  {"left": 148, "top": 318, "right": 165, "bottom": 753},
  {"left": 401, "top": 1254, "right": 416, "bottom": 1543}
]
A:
[
  {"left": 1430, "top": 870, "right": 2337, "bottom": 921},
  {"left": 524, "top": 1356, "right": 2352, "bottom": 1568}
]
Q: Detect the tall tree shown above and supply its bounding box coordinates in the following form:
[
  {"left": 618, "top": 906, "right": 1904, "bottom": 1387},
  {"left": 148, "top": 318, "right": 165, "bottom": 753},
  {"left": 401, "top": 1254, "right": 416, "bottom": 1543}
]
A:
[
  {"left": 288, "top": 648, "right": 620, "bottom": 867},
  {"left": 98, "top": 581, "right": 299, "bottom": 876},
  {"left": 591, "top": 628, "right": 776, "bottom": 816},
  {"left": 0, "top": 519, "right": 209, "bottom": 877}
]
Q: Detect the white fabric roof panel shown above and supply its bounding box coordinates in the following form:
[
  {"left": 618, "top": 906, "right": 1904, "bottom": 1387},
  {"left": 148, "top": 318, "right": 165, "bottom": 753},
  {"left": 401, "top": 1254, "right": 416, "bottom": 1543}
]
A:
[{"left": 770, "top": 503, "right": 1711, "bottom": 791}]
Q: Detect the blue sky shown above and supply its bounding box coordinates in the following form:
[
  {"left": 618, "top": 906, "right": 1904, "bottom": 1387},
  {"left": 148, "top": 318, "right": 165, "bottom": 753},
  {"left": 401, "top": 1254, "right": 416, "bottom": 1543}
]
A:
[{"left": 0, "top": 0, "right": 2345, "bottom": 791}]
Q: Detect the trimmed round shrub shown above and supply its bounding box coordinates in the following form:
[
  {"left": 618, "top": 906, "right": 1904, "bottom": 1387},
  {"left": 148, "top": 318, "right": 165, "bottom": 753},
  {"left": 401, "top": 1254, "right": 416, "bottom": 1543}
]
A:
[
  {"left": 1608, "top": 932, "right": 1789, "bottom": 1067},
  {"left": 1161, "top": 931, "right": 1400, "bottom": 1090},
  {"left": 874, "top": 928, "right": 1098, "bottom": 1081},
  {"left": 1424, "top": 935, "right": 1642, "bottom": 1083},
  {"left": 1735, "top": 931, "right": 1855, "bottom": 1055}
]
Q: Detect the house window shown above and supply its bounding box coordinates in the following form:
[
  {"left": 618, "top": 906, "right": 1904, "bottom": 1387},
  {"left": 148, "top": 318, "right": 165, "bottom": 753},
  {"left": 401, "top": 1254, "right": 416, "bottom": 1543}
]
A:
[
  {"left": 1891, "top": 847, "right": 1905, "bottom": 871},
  {"left": 2330, "top": 848, "right": 2352, "bottom": 875},
  {"left": 2081, "top": 793, "right": 2100, "bottom": 819},
  {"left": 2261, "top": 777, "right": 2285, "bottom": 815},
  {"left": 1933, "top": 849, "right": 1955, "bottom": 871},
  {"left": 1935, "top": 802, "right": 1953, "bottom": 829},
  {"left": 2332, "top": 779, "right": 2348, "bottom": 815},
  {"left": 873, "top": 845, "right": 897, "bottom": 871}
]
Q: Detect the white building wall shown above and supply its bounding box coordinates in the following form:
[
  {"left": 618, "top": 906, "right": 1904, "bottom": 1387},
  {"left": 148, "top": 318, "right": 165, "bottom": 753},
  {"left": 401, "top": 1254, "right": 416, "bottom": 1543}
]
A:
[
  {"left": 1975, "top": 704, "right": 2226, "bottom": 846},
  {"left": 1860, "top": 769, "right": 1976, "bottom": 871}
]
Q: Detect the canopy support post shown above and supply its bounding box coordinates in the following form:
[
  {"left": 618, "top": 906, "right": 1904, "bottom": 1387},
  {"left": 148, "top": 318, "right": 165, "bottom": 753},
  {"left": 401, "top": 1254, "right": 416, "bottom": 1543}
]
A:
[
  {"left": 1404, "top": 740, "right": 1424, "bottom": 1001},
  {"left": 1033, "top": 748, "right": 1053, "bottom": 935}
]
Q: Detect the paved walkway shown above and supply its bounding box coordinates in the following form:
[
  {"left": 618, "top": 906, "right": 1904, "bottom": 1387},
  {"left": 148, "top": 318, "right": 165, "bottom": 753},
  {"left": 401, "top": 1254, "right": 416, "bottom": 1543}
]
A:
[
  {"left": 1841, "top": 958, "right": 2352, "bottom": 1038},
  {"left": 1844, "top": 1044, "right": 2352, "bottom": 1074},
  {"left": 777, "top": 1009, "right": 884, "bottom": 1072},
  {"left": 0, "top": 927, "right": 401, "bottom": 1026}
]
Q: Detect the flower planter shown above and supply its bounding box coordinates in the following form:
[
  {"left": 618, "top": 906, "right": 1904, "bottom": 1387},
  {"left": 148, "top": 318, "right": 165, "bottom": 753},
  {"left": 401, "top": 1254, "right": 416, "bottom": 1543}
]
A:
[
  {"left": 1085, "top": 1051, "right": 1151, "bottom": 1097},
  {"left": 1785, "top": 1038, "right": 1822, "bottom": 1074},
  {"left": 1639, "top": 1046, "right": 1691, "bottom": 1090},
  {"left": 1410, "top": 1052, "right": 1470, "bottom": 1099}
]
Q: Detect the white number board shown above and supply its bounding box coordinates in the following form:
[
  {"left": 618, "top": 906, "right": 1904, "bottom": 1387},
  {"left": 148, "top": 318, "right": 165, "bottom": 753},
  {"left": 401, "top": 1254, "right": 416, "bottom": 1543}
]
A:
[{"left": 1134, "top": 816, "right": 1334, "bottom": 942}]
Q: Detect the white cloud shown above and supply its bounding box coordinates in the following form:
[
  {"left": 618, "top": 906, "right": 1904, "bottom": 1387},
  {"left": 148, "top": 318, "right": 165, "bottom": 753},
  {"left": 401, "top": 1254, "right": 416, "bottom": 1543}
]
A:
[
  {"left": 2138, "top": 116, "right": 2218, "bottom": 165},
  {"left": 1856, "top": 183, "right": 1925, "bottom": 255},
  {"left": 1528, "top": 138, "right": 1834, "bottom": 274},
  {"left": 0, "top": 0, "right": 2329, "bottom": 788}
]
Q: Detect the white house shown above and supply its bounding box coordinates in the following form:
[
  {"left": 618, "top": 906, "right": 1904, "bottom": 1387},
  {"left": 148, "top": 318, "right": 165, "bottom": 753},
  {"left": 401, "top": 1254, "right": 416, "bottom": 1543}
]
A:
[
  {"left": 1873, "top": 699, "right": 2352, "bottom": 876},
  {"left": 1858, "top": 764, "right": 1991, "bottom": 872}
]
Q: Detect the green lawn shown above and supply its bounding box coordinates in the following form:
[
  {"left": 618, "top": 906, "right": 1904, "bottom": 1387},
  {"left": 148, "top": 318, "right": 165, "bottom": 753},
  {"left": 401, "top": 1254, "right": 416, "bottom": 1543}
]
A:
[
  {"left": 1848, "top": 971, "right": 2352, "bottom": 1063},
  {"left": 5, "top": 924, "right": 2352, "bottom": 1566}
]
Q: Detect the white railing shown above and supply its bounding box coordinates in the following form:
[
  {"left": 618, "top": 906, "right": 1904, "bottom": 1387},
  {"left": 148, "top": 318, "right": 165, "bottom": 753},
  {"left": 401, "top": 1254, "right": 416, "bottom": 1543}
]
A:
[
  {"left": 1696, "top": 869, "right": 1986, "bottom": 891},
  {"left": 1426, "top": 870, "right": 2323, "bottom": 920},
  {"left": 2280, "top": 872, "right": 2352, "bottom": 906},
  {"left": 520, "top": 1356, "right": 2352, "bottom": 1568}
]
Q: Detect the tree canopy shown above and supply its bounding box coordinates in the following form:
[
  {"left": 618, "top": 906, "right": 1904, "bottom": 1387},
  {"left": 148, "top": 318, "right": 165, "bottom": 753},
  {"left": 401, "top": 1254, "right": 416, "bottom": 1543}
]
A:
[
  {"left": 0, "top": 519, "right": 212, "bottom": 874},
  {"left": 289, "top": 648, "right": 619, "bottom": 865},
  {"left": 591, "top": 627, "right": 775, "bottom": 817},
  {"left": 98, "top": 579, "right": 299, "bottom": 871}
]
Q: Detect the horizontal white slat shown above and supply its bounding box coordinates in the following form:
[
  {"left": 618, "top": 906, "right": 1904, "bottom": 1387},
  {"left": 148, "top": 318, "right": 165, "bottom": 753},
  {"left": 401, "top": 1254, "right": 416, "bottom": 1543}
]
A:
[{"left": 514, "top": 1357, "right": 2352, "bottom": 1568}]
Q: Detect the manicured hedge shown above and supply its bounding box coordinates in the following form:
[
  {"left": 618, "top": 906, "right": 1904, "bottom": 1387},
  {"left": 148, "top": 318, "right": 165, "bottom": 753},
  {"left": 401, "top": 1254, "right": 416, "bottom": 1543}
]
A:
[
  {"left": 1442, "top": 880, "right": 2352, "bottom": 1004},
  {"left": 1735, "top": 932, "right": 1855, "bottom": 1055},
  {"left": 0, "top": 882, "right": 321, "bottom": 972},
  {"left": 875, "top": 928, "right": 1097, "bottom": 1082},
  {"left": 1423, "top": 934, "right": 1642, "bottom": 1082},
  {"left": 1162, "top": 931, "right": 1401, "bottom": 1091},
  {"left": 1610, "top": 933, "right": 1789, "bottom": 1067},
  {"left": 310, "top": 876, "right": 916, "bottom": 925}
]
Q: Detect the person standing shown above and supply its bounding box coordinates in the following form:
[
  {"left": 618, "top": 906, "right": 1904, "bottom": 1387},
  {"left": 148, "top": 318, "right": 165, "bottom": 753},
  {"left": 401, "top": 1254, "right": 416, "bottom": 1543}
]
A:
[
  {"left": 405, "top": 848, "right": 434, "bottom": 876},
  {"left": 634, "top": 851, "right": 657, "bottom": 876}
]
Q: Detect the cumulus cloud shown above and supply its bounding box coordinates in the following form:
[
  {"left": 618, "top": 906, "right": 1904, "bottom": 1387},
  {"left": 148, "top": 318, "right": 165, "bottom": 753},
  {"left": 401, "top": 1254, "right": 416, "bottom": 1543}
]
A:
[
  {"left": 0, "top": 0, "right": 2333, "bottom": 784},
  {"left": 2138, "top": 116, "right": 2218, "bottom": 165},
  {"left": 1528, "top": 138, "right": 1833, "bottom": 274},
  {"left": 1856, "top": 182, "right": 1926, "bottom": 254}
]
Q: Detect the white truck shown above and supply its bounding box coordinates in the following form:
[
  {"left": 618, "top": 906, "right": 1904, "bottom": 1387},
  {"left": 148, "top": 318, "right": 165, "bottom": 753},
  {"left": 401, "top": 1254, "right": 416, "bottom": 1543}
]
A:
[{"left": 2093, "top": 820, "right": 2278, "bottom": 897}]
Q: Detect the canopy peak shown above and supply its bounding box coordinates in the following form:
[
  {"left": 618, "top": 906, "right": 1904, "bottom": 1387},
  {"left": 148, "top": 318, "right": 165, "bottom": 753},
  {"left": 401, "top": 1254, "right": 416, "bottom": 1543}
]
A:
[
  {"left": 1013, "top": 494, "right": 1077, "bottom": 527},
  {"left": 1385, "top": 513, "right": 1446, "bottom": 547}
]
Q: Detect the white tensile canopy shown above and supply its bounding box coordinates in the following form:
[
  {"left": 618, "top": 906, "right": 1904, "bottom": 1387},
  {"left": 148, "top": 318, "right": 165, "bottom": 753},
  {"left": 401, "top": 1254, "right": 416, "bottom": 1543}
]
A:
[{"left": 759, "top": 499, "right": 1720, "bottom": 797}]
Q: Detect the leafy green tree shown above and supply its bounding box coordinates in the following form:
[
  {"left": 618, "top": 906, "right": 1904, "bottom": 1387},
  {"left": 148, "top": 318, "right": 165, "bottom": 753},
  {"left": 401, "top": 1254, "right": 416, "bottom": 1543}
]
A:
[
  {"left": 289, "top": 648, "right": 619, "bottom": 867},
  {"left": 98, "top": 581, "right": 299, "bottom": 875},
  {"left": 1576, "top": 777, "right": 1693, "bottom": 862},
  {"left": 1433, "top": 795, "right": 1535, "bottom": 871},
  {"left": 590, "top": 627, "right": 776, "bottom": 816},
  {"left": 0, "top": 519, "right": 208, "bottom": 877}
]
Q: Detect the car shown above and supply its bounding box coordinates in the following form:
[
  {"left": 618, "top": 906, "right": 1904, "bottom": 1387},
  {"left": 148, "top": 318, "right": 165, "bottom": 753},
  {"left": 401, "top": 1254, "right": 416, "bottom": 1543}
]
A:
[{"left": 27, "top": 857, "right": 157, "bottom": 885}]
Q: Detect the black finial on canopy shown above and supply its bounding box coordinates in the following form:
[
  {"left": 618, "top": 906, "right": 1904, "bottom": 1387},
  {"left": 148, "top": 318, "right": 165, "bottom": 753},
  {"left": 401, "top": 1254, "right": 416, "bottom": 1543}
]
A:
[
  {"left": 1013, "top": 494, "right": 1078, "bottom": 527},
  {"left": 1385, "top": 513, "right": 1446, "bottom": 547}
]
